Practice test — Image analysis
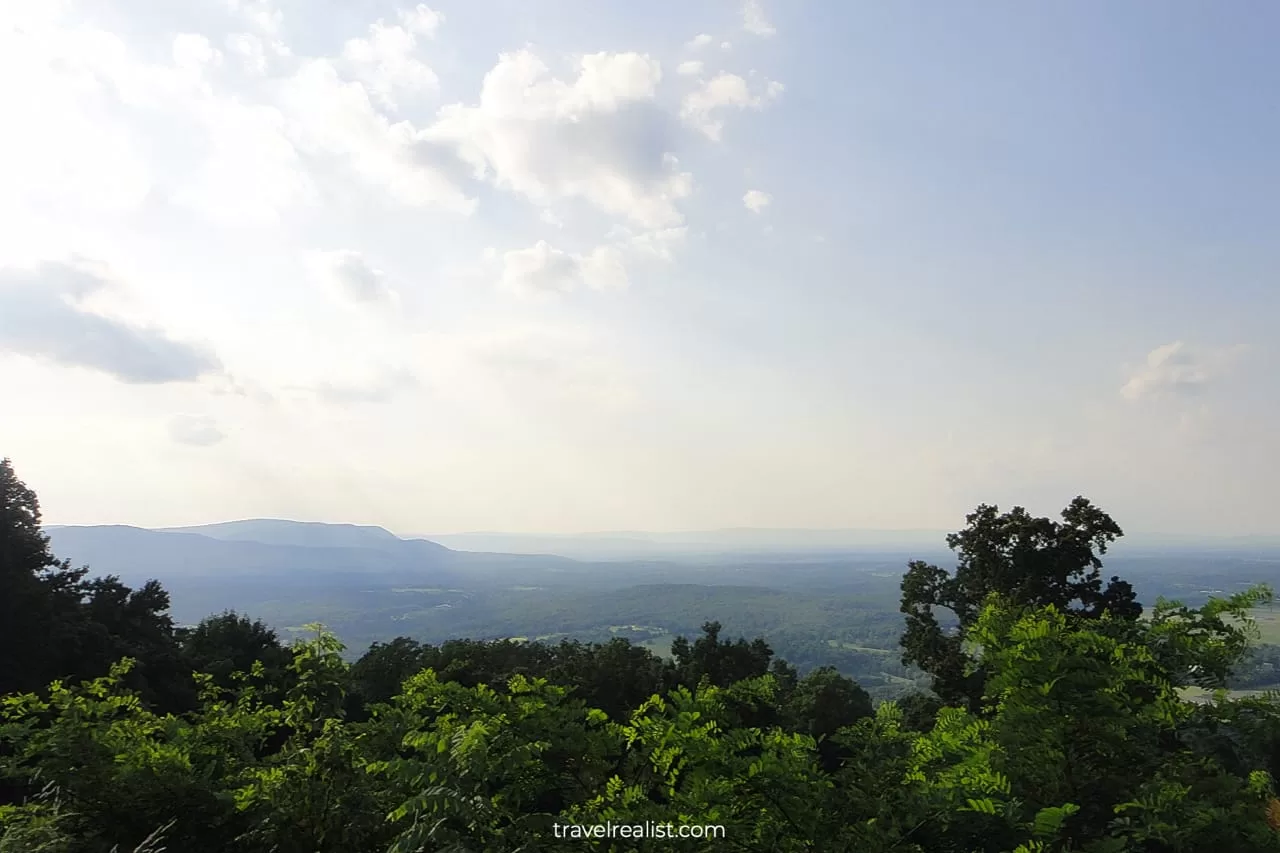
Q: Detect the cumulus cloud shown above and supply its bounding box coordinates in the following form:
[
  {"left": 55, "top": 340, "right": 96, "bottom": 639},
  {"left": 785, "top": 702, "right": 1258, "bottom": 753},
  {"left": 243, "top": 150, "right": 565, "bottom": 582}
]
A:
[
  {"left": 681, "top": 73, "right": 784, "bottom": 141},
  {"left": 309, "top": 250, "right": 398, "bottom": 305},
  {"left": 0, "top": 15, "right": 154, "bottom": 221},
  {"left": 498, "top": 241, "right": 629, "bottom": 296},
  {"left": 224, "top": 0, "right": 283, "bottom": 34},
  {"left": 8, "top": 4, "right": 719, "bottom": 247},
  {"left": 4, "top": 4, "right": 477, "bottom": 230},
  {"left": 1121, "top": 341, "right": 1247, "bottom": 401},
  {"left": 338, "top": 5, "right": 442, "bottom": 111},
  {"left": 280, "top": 58, "right": 476, "bottom": 212},
  {"left": 685, "top": 34, "right": 713, "bottom": 49},
  {"left": 606, "top": 225, "right": 688, "bottom": 261},
  {"left": 169, "top": 415, "right": 226, "bottom": 446},
  {"left": 173, "top": 33, "right": 223, "bottom": 70},
  {"left": 0, "top": 261, "right": 221, "bottom": 384},
  {"left": 677, "top": 60, "right": 703, "bottom": 76},
  {"left": 403, "top": 4, "right": 444, "bottom": 36},
  {"left": 742, "top": 0, "right": 777, "bottom": 36},
  {"left": 170, "top": 84, "right": 319, "bottom": 226},
  {"left": 422, "top": 50, "right": 693, "bottom": 229},
  {"left": 743, "top": 189, "right": 771, "bottom": 213},
  {"left": 225, "top": 33, "right": 270, "bottom": 75}
]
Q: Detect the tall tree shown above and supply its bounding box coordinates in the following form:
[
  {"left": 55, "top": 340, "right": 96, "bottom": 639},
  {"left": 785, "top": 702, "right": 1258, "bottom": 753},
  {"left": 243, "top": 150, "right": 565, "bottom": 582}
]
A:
[
  {"left": 180, "top": 610, "right": 293, "bottom": 689},
  {"left": 900, "top": 496, "right": 1141, "bottom": 708},
  {"left": 0, "top": 458, "right": 88, "bottom": 696},
  {"left": 0, "top": 458, "right": 187, "bottom": 707},
  {"left": 670, "top": 621, "right": 774, "bottom": 689}
]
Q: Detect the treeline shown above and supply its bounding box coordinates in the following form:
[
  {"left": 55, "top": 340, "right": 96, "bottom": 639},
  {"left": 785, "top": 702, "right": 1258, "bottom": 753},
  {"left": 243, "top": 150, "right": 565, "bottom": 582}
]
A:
[{"left": 5, "top": 457, "right": 1280, "bottom": 851}]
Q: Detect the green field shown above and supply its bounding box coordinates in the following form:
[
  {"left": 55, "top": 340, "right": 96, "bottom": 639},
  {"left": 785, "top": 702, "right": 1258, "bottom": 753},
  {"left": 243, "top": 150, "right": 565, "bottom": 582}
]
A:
[
  {"left": 1250, "top": 606, "right": 1280, "bottom": 644},
  {"left": 1179, "top": 685, "right": 1280, "bottom": 703}
]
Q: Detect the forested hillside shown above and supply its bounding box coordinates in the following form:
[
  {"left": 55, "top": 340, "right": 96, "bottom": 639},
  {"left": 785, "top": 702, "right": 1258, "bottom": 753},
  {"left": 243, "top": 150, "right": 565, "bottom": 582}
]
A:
[{"left": 5, "top": 456, "right": 1280, "bottom": 852}]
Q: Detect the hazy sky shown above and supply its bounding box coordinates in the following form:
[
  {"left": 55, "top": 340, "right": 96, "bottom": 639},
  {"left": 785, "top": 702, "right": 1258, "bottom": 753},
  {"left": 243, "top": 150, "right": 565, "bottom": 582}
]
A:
[{"left": 2, "top": 0, "right": 1277, "bottom": 535}]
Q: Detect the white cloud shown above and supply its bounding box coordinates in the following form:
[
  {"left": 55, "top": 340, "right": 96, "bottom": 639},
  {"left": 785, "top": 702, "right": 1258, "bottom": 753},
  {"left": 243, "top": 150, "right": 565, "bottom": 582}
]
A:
[
  {"left": 224, "top": 0, "right": 282, "bottom": 35},
  {"left": 401, "top": 4, "right": 444, "bottom": 37},
  {"left": 170, "top": 91, "right": 318, "bottom": 227},
  {"left": 605, "top": 224, "right": 688, "bottom": 261},
  {"left": 309, "top": 250, "right": 399, "bottom": 306},
  {"left": 226, "top": 33, "right": 269, "bottom": 74},
  {"left": 169, "top": 415, "right": 226, "bottom": 446},
  {"left": 173, "top": 33, "right": 223, "bottom": 70},
  {"left": 0, "top": 3, "right": 473, "bottom": 231},
  {"left": 498, "top": 241, "right": 629, "bottom": 296},
  {"left": 1120, "top": 342, "right": 1248, "bottom": 401},
  {"left": 223, "top": 29, "right": 292, "bottom": 76},
  {"left": 0, "top": 15, "right": 155, "bottom": 222},
  {"left": 539, "top": 208, "right": 565, "bottom": 228},
  {"left": 0, "top": 260, "right": 222, "bottom": 384},
  {"left": 279, "top": 58, "right": 475, "bottom": 212},
  {"left": 680, "top": 73, "right": 784, "bottom": 141},
  {"left": 685, "top": 34, "right": 713, "bottom": 49},
  {"left": 578, "top": 245, "right": 630, "bottom": 291},
  {"left": 742, "top": 0, "right": 777, "bottom": 36},
  {"left": 339, "top": 7, "right": 442, "bottom": 111},
  {"left": 677, "top": 60, "right": 703, "bottom": 76},
  {"left": 743, "top": 189, "right": 771, "bottom": 213},
  {"left": 500, "top": 242, "right": 579, "bottom": 295},
  {"left": 422, "top": 50, "right": 692, "bottom": 229},
  {"left": 721, "top": 41, "right": 733, "bottom": 51},
  {"left": 160, "top": 32, "right": 317, "bottom": 227}
]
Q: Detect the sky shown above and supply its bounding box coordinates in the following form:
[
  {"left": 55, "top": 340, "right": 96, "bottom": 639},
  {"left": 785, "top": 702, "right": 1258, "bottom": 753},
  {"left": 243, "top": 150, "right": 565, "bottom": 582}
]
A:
[{"left": 1, "top": 0, "right": 1277, "bottom": 536}]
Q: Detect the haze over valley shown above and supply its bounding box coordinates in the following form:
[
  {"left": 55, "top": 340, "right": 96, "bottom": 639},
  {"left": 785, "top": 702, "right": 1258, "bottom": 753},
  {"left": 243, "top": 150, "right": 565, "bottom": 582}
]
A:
[{"left": 41, "top": 516, "right": 1280, "bottom": 701}]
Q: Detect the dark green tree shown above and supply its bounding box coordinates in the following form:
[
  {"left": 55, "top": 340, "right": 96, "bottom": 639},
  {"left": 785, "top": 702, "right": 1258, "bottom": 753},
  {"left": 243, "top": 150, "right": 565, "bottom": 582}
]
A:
[
  {"left": 547, "top": 637, "right": 674, "bottom": 720},
  {"left": 0, "top": 458, "right": 89, "bottom": 697},
  {"left": 784, "top": 666, "right": 873, "bottom": 772},
  {"left": 77, "top": 576, "right": 191, "bottom": 712},
  {"left": 0, "top": 458, "right": 188, "bottom": 711},
  {"left": 670, "top": 621, "right": 774, "bottom": 689},
  {"left": 895, "top": 692, "right": 944, "bottom": 732},
  {"left": 347, "top": 636, "right": 432, "bottom": 715},
  {"left": 900, "top": 497, "right": 1141, "bottom": 709},
  {"left": 180, "top": 611, "right": 294, "bottom": 694},
  {"left": 786, "top": 667, "right": 873, "bottom": 741}
]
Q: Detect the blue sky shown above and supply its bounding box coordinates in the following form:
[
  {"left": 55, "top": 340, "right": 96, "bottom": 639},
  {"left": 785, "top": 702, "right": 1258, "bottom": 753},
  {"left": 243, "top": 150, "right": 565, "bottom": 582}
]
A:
[{"left": 0, "top": 0, "right": 1275, "bottom": 535}]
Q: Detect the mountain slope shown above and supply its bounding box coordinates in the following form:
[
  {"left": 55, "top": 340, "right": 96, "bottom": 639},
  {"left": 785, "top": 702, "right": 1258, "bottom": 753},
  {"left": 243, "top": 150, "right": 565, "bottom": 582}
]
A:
[
  {"left": 158, "top": 519, "right": 428, "bottom": 552},
  {"left": 45, "top": 525, "right": 460, "bottom": 585}
]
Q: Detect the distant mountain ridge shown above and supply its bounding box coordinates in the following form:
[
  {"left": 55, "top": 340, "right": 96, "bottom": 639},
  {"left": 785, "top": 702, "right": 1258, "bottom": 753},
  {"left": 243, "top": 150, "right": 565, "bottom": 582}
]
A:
[
  {"left": 42, "top": 520, "right": 578, "bottom": 593},
  {"left": 45, "top": 522, "right": 457, "bottom": 585},
  {"left": 41, "top": 520, "right": 1280, "bottom": 585},
  {"left": 158, "top": 519, "right": 440, "bottom": 552}
]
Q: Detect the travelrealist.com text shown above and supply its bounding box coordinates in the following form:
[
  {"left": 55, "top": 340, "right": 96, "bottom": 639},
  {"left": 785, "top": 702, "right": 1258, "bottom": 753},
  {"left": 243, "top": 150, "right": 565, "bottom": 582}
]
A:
[{"left": 552, "top": 822, "right": 727, "bottom": 840}]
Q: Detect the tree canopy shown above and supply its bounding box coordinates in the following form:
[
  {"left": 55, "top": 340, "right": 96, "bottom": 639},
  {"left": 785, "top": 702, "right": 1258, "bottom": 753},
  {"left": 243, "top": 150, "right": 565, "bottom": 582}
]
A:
[{"left": 900, "top": 497, "right": 1143, "bottom": 707}]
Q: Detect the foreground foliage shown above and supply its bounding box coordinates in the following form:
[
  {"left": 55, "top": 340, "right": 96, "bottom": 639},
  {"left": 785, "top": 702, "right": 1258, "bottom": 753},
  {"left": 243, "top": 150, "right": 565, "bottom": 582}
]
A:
[
  {"left": 5, "top": 593, "right": 1280, "bottom": 853},
  {"left": 5, "top": 458, "right": 1280, "bottom": 851}
]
